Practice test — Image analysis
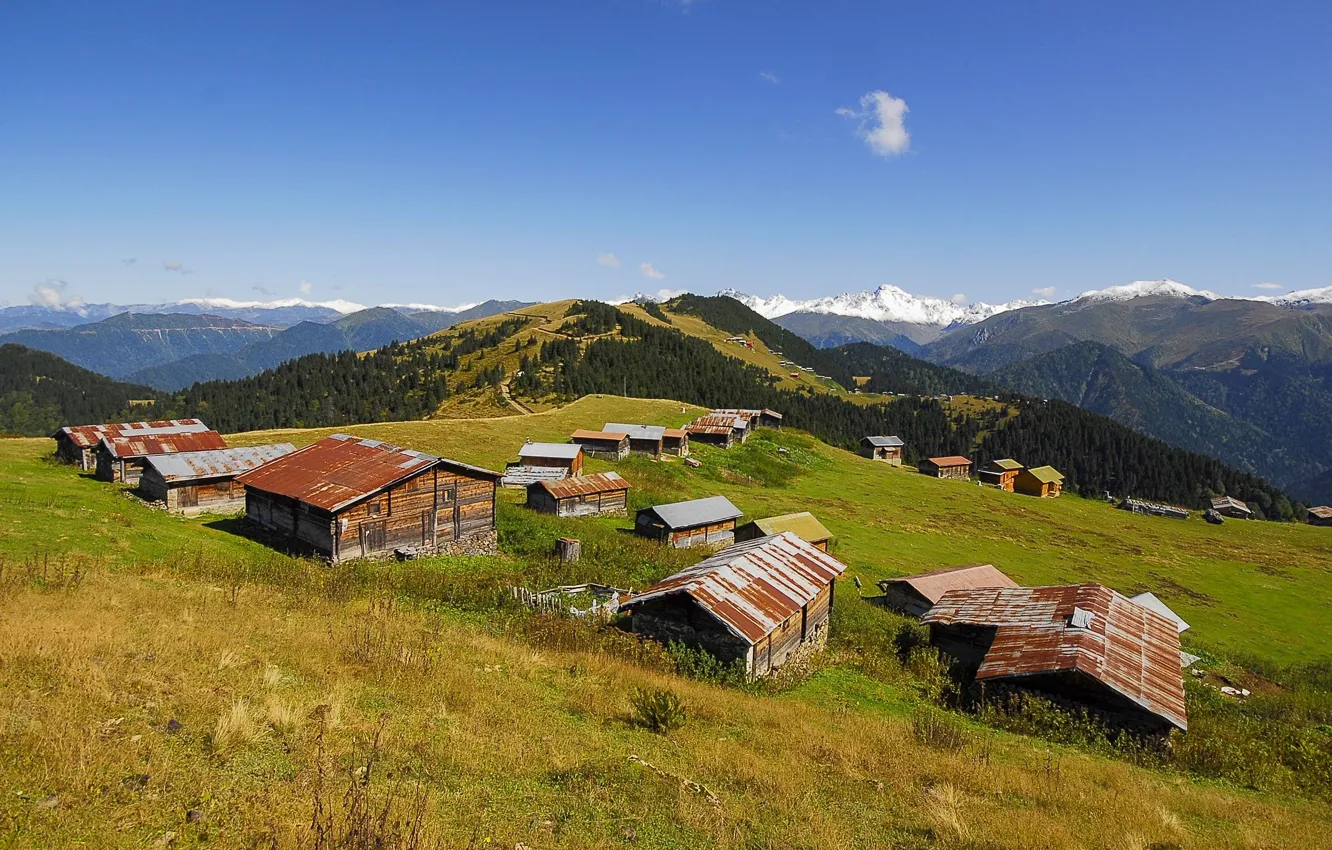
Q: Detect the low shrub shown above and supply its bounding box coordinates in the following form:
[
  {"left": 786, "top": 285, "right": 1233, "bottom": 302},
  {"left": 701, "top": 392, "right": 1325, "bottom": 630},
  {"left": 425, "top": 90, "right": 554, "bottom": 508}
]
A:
[{"left": 630, "top": 686, "right": 687, "bottom": 733}]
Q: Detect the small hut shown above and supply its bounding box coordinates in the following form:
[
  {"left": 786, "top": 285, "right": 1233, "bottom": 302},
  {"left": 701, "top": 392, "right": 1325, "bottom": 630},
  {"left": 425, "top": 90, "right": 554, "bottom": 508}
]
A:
[
  {"left": 735, "top": 511, "right": 833, "bottom": 551},
  {"left": 690, "top": 413, "right": 749, "bottom": 444},
  {"left": 918, "top": 456, "right": 972, "bottom": 480},
  {"left": 570, "top": 429, "right": 630, "bottom": 461},
  {"left": 516, "top": 443, "right": 584, "bottom": 476},
  {"left": 603, "top": 423, "right": 665, "bottom": 456},
  {"left": 876, "top": 564, "right": 1018, "bottom": 618},
  {"left": 53, "top": 418, "right": 212, "bottom": 471},
  {"left": 860, "top": 436, "right": 904, "bottom": 464},
  {"left": 1211, "top": 496, "right": 1253, "bottom": 519},
  {"left": 634, "top": 495, "right": 742, "bottom": 548},
  {"left": 661, "top": 428, "right": 690, "bottom": 457},
  {"left": 138, "top": 443, "right": 296, "bottom": 515},
  {"left": 95, "top": 430, "right": 229, "bottom": 485},
  {"left": 619, "top": 532, "right": 847, "bottom": 678},
  {"left": 1014, "top": 465, "right": 1063, "bottom": 497},
  {"left": 979, "top": 459, "right": 1023, "bottom": 491},
  {"left": 526, "top": 471, "right": 630, "bottom": 517},
  {"left": 685, "top": 419, "right": 735, "bottom": 449},
  {"left": 1308, "top": 506, "right": 1332, "bottom": 527}
]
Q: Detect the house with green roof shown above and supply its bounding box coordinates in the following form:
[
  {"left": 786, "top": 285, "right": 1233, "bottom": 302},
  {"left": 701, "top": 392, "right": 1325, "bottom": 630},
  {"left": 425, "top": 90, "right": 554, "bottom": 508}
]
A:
[
  {"left": 979, "top": 458, "right": 1024, "bottom": 491},
  {"left": 1015, "top": 465, "right": 1064, "bottom": 498},
  {"left": 735, "top": 511, "right": 833, "bottom": 551}
]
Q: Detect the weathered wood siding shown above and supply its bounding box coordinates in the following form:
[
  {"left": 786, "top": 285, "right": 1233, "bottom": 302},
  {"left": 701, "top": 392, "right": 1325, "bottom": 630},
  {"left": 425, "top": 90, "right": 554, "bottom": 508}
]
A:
[
  {"left": 139, "top": 468, "right": 247, "bottom": 515},
  {"left": 95, "top": 450, "right": 148, "bottom": 484},
  {"left": 627, "top": 437, "right": 663, "bottom": 456},
  {"left": 573, "top": 437, "right": 629, "bottom": 460},
  {"left": 662, "top": 435, "right": 690, "bottom": 457},
  {"left": 520, "top": 454, "right": 583, "bottom": 476},
  {"left": 529, "top": 489, "right": 628, "bottom": 518},
  {"left": 665, "top": 519, "right": 737, "bottom": 549},
  {"left": 920, "top": 462, "right": 971, "bottom": 480}
]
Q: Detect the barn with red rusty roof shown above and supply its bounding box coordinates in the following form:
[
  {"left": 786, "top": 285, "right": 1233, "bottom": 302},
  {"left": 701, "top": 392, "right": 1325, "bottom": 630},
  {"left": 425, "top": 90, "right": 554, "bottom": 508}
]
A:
[
  {"left": 877, "top": 564, "right": 1018, "bottom": 617},
  {"left": 54, "top": 419, "right": 212, "bottom": 471},
  {"left": 236, "top": 433, "right": 501, "bottom": 562},
  {"left": 94, "top": 429, "right": 228, "bottom": 485},
  {"left": 923, "top": 584, "right": 1187, "bottom": 734},
  {"left": 619, "top": 532, "right": 848, "bottom": 678}
]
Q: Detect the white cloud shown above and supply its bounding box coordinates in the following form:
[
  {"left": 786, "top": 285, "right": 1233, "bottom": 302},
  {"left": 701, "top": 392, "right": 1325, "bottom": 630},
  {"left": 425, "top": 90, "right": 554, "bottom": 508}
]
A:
[
  {"left": 949, "top": 293, "right": 967, "bottom": 305},
  {"left": 758, "top": 70, "right": 780, "bottom": 85},
  {"left": 1253, "top": 282, "right": 1284, "bottom": 290},
  {"left": 639, "top": 262, "right": 665, "bottom": 280},
  {"left": 299, "top": 280, "right": 313, "bottom": 294},
  {"left": 1032, "top": 286, "right": 1057, "bottom": 298},
  {"left": 29, "top": 279, "right": 86, "bottom": 312},
  {"left": 655, "top": 288, "right": 686, "bottom": 300},
  {"left": 122, "top": 258, "right": 137, "bottom": 266},
  {"left": 837, "top": 90, "right": 911, "bottom": 157},
  {"left": 163, "top": 260, "right": 184, "bottom": 272},
  {"left": 597, "top": 253, "right": 621, "bottom": 267}
]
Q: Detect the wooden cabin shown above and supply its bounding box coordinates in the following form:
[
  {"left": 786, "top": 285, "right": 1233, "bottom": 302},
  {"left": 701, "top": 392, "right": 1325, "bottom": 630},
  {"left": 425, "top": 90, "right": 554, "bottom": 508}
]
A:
[
  {"left": 619, "top": 532, "right": 847, "bottom": 678},
  {"left": 53, "top": 419, "right": 211, "bottom": 471},
  {"left": 685, "top": 420, "right": 735, "bottom": 448},
  {"left": 918, "top": 456, "right": 972, "bottom": 480},
  {"left": 860, "top": 436, "right": 904, "bottom": 464},
  {"left": 94, "top": 430, "right": 228, "bottom": 485},
  {"left": 979, "top": 459, "right": 1023, "bottom": 491},
  {"left": 516, "top": 443, "right": 583, "bottom": 476},
  {"left": 634, "top": 495, "right": 742, "bottom": 548},
  {"left": 877, "top": 564, "right": 1018, "bottom": 618},
  {"left": 138, "top": 444, "right": 297, "bottom": 515},
  {"left": 603, "top": 423, "right": 665, "bottom": 456},
  {"left": 1308, "top": 506, "right": 1332, "bottom": 527},
  {"left": 690, "top": 413, "right": 749, "bottom": 444},
  {"left": 1014, "top": 465, "right": 1063, "bottom": 497},
  {"left": 570, "top": 429, "right": 630, "bottom": 461},
  {"left": 923, "top": 584, "right": 1188, "bottom": 736},
  {"left": 661, "top": 428, "right": 690, "bottom": 457},
  {"left": 711, "top": 408, "right": 784, "bottom": 430},
  {"left": 1211, "top": 495, "right": 1253, "bottom": 519},
  {"left": 735, "top": 511, "right": 833, "bottom": 551},
  {"left": 236, "top": 433, "right": 502, "bottom": 562},
  {"left": 526, "top": 471, "right": 629, "bottom": 517}
]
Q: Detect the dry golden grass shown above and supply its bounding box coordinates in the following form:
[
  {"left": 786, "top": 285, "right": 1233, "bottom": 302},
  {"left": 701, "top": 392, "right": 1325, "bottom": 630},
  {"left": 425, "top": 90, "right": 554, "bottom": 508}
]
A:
[{"left": 0, "top": 566, "right": 1327, "bottom": 849}]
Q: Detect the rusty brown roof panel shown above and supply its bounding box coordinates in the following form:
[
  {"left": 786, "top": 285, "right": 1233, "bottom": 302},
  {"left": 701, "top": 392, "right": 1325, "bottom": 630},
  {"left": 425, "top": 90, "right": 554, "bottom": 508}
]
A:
[
  {"left": 878, "top": 564, "right": 1018, "bottom": 605},
  {"left": 621, "top": 533, "right": 848, "bottom": 645},
  {"left": 56, "top": 419, "right": 211, "bottom": 448},
  {"left": 535, "top": 471, "right": 630, "bottom": 499},
  {"left": 235, "top": 433, "right": 500, "bottom": 513},
  {"left": 99, "top": 430, "right": 228, "bottom": 458},
  {"left": 662, "top": 428, "right": 688, "bottom": 439},
  {"left": 925, "top": 456, "right": 973, "bottom": 467},
  {"left": 571, "top": 429, "right": 629, "bottom": 441},
  {"left": 923, "top": 584, "right": 1187, "bottom": 731},
  {"left": 685, "top": 423, "right": 733, "bottom": 436},
  {"left": 692, "top": 413, "right": 747, "bottom": 429}
]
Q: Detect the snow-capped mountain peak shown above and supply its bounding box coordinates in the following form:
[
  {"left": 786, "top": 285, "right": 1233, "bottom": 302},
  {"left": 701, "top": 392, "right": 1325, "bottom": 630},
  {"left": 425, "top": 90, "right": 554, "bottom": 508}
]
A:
[
  {"left": 1074, "top": 279, "right": 1221, "bottom": 303},
  {"left": 172, "top": 296, "right": 370, "bottom": 314},
  {"left": 721, "top": 284, "right": 1045, "bottom": 328},
  {"left": 1253, "top": 286, "right": 1332, "bottom": 307}
]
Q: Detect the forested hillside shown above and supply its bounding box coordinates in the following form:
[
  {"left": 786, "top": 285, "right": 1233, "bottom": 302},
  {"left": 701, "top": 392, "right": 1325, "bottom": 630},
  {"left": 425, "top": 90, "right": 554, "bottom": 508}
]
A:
[{"left": 0, "top": 344, "right": 163, "bottom": 436}]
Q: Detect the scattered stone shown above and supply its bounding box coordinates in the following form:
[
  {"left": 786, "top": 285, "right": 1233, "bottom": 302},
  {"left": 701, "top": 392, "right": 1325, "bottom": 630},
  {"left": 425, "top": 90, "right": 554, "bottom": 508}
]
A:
[
  {"left": 185, "top": 809, "right": 205, "bottom": 824},
  {"left": 152, "top": 831, "right": 178, "bottom": 848},
  {"left": 122, "top": 773, "right": 150, "bottom": 791},
  {"left": 165, "top": 718, "right": 183, "bottom": 734},
  {"left": 619, "top": 824, "right": 637, "bottom": 841},
  {"left": 35, "top": 795, "right": 59, "bottom": 810}
]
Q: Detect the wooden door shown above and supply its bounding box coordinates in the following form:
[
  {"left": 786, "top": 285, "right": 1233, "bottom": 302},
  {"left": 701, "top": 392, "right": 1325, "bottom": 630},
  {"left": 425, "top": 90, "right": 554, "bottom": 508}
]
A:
[
  {"left": 178, "top": 486, "right": 199, "bottom": 508},
  {"left": 421, "top": 509, "right": 437, "bottom": 546},
  {"left": 361, "top": 519, "right": 387, "bottom": 555}
]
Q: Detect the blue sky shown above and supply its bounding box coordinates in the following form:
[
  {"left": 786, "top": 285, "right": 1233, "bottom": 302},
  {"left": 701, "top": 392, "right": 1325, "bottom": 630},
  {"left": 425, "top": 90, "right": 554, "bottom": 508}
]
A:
[{"left": 2, "top": 1, "right": 1328, "bottom": 309}]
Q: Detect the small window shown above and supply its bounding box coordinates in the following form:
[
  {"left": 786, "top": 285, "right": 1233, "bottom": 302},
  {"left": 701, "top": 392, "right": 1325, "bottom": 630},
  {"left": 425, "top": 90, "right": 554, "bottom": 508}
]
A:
[
  {"left": 367, "top": 502, "right": 382, "bottom": 516},
  {"left": 215, "top": 482, "right": 230, "bottom": 494}
]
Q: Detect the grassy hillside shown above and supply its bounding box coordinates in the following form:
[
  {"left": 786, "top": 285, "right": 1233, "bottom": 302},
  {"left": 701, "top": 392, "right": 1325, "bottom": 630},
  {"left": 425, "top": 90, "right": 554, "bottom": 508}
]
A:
[{"left": 2, "top": 396, "right": 1332, "bottom": 846}]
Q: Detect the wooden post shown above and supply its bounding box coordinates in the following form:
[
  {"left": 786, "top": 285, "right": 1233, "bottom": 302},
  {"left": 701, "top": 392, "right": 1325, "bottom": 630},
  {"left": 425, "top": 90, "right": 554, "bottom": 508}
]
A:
[{"left": 555, "top": 537, "right": 581, "bottom": 563}]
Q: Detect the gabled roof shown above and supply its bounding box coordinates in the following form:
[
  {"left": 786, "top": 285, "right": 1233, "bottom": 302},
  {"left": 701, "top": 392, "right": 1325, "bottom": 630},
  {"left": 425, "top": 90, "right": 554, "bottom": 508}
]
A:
[
  {"left": 924, "top": 455, "right": 972, "bottom": 467},
  {"left": 56, "top": 419, "right": 211, "bottom": 448},
  {"left": 141, "top": 444, "right": 297, "bottom": 482},
  {"left": 1022, "top": 465, "right": 1064, "bottom": 483},
  {"left": 693, "top": 413, "right": 747, "bottom": 429},
  {"left": 1211, "top": 495, "right": 1251, "bottom": 513},
  {"left": 878, "top": 564, "right": 1018, "bottom": 606},
  {"left": 923, "top": 584, "right": 1187, "bottom": 731},
  {"left": 533, "top": 471, "right": 629, "bottom": 499},
  {"left": 685, "top": 422, "right": 733, "bottom": 436},
  {"left": 640, "top": 495, "right": 742, "bottom": 529},
  {"left": 1309, "top": 506, "right": 1332, "bottom": 519},
  {"left": 985, "top": 459, "right": 1023, "bottom": 471},
  {"left": 863, "top": 436, "right": 904, "bottom": 448},
  {"left": 743, "top": 512, "right": 832, "bottom": 544},
  {"left": 571, "top": 429, "right": 628, "bottom": 441},
  {"left": 662, "top": 428, "right": 688, "bottom": 439},
  {"left": 621, "top": 532, "right": 847, "bottom": 644},
  {"left": 236, "top": 433, "right": 500, "bottom": 512},
  {"left": 517, "top": 442, "right": 583, "bottom": 460},
  {"left": 99, "top": 430, "right": 228, "bottom": 459},
  {"left": 604, "top": 423, "right": 666, "bottom": 441},
  {"left": 1128, "top": 592, "right": 1190, "bottom": 634}
]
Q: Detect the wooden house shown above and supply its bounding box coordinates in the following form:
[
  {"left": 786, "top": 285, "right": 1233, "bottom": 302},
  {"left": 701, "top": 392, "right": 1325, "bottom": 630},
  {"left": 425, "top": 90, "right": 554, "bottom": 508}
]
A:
[
  {"left": 685, "top": 419, "right": 735, "bottom": 448},
  {"left": 236, "top": 433, "right": 502, "bottom": 562},
  {"left": 923, "top": 584, "right": 1188, "bottom": 736},
  {"left": 634, "top": 495, "right": 742, "bottom": 548},
  {"left": 619, "top": 532, "right": 847, "bottom": 678},
  {"left": 1014, "top": 465, "right": 1063, "bottom": 497},
  {"left": 735, "top": 512, "right": 833, "bottom": 551},
  {"left": 516, "top": 443, "right": 583, "bottom": 476},
  {"left": 711, "top": 408, "right": 783, "bottom": 429},
  {"left": 1308, "top": 506, "right": 1332, "bottom": 526},
  {"left": 690, "top": 413, "right": 748, "bottom": 444},
  {"left": 94, "top": 430, "right": 228, "bottom": 485},
  {"left": 604, "top": 423, "right": 665, "bottom": 456},
  {"left": 570, "top": 429, "right": 630, "bottom": 461},
  {"left": 53, "top": 419, "right": 211, "bottom": 471},
  {"left": 918, "top": 456, "right": 972, "bottom": 480},
  {"left": 526, "top": 471, "right": 630, "bottom": 517},
  {"left": 138, "top": 444, "right": 297, "bottom": 515},
  {"left": 661, "top": 428, "right": 690, "bottom": 457},
  {"left": 979, "top": 459, "right": 1023, "bottom": 491},
  {"left": 1211, "top": 495, "right": 1253, "bottom": 519},
  {"left": 876, "top": 564, "right": 1018, "bottom": 618},
  {"left": 860, "top": 436, "right": 904, "bottom": 464}
]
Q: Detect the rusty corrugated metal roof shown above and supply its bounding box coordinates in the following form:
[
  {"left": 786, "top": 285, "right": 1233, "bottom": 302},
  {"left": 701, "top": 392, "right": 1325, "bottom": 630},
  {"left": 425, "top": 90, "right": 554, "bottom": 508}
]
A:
[
  {"left": 1211, "top": 496, "right": 1251, "bottom": 513},
  {"left": 692, "top": 413, "right": 747, "bottom": 430},
  {"left": 662, "top": 428, "right": 688, "bottom": 439},
  {"left": 99, "top": 430, "right": 228, "bottom": 458},
  {"left": 878, "top": 564, "right": 1018, "bottom": 605},
  {"left": 571, "top": 429, "right": 628, "bottom": 441},
  {"left": 534, "top": 471, "right": 630, "bottom": 499},
  {"left": 141, "top": 444, "right": 297, "bottom": 482},
  {"left": 1309, "top": 506, "right": 1332, "bottom": 519},
  {"left": 685, "top": 423, "right": 733, "bottom": 436},
  {"left": 235, "top": 433, "right": 500, "bottom": 513},
  {"left": 621, "top": 532, "right": 848, "bottom": 645},
  {"left": 923, "top": 584, "right": 1187, "bottom": 731},
  {"left": 925, "top": 456, "right": 972, "bottom": 467},
  {"left": 56, "top": 419, "right": 211, "bottom": 448}
]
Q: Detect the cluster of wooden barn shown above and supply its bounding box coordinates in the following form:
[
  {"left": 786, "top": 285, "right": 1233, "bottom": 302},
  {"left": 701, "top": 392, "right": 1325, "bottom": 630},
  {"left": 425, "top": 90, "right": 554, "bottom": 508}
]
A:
[
  {"left": 876, "top": 564, "right": 1191, "bottom": 736},
  {"left": 859, "top": 437, "right": 1065, "bottom": 497}
]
